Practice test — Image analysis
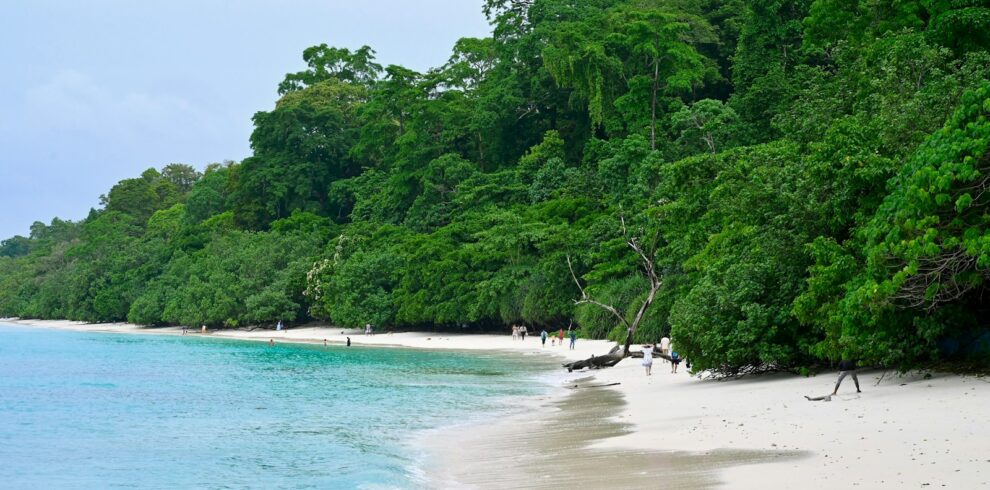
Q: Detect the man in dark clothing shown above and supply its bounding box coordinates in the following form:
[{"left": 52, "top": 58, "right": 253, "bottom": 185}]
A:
[{"left": 832, "top": 359, "right": 861, "bottom": 395}]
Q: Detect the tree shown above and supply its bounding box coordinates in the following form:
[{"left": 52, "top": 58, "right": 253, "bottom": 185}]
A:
[
  {"left": 235, "top": 80, "right": 366, "bottom": 226},
  {"left": 608, "top": 6, "right": 709, "bottom": 150},
  {"left": 278, "top": 44, "right": 382, "bottom": 94},
  {"left": 160, "top": 163, "right": 202, "bottom": 194},
  {"left": 670, "top": 98, "right": 741, "bottom": 156},
  {"left": 563, "top": 216, "right": 663, "bottom": 370},
  {"left": 796, "top": 83, "right": 990, "bottom": 366},
  {"left": 729, "top": 0, "right": 811, "bottom": 142},
  {"left": 185, "top": 163, "right": 234, "bottom": 224},
  {"left": 5, "top": 0, "right": 990, "bottom": 374},
  {"left": 100, "top": 169, "right": 180, "bottom": 223},
  {"left": 541, "top": 6, "right": 620, "bottom": 131},
  {"left": 0, "top": 236, "right": 31, "bottom": 257}
]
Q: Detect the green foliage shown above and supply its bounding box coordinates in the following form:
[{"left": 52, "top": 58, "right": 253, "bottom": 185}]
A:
[
  {"left": 541, "top": 1, "right": 710, "bottom": 145},
  {"left": 3, "top": 0, "right": 990, "bottom": 372},
  {"left": 306, "top": 228, "right": 405, "bottom": 327},
  {"left": 278, "top": 44, "right": 382, "bottom": 94},
  {"left": 802, "top": 0, "right": 926, "bottom": 52},
  {"left": 0, "top": 236, "right": 32, "bottom": 258},
  {"left": 670, "top": 98, "right": 742, "bottom": 157},
  {"left": 797, "top": 83, "right": 990, "bottom": 367},
  {"left": 729, "top": 0, "right": 811, "bottom": 141},
  {"left": 185, "top": 163, "right": 233, "bottom": 223},
  {"left": 160, "top": 163, "right": 202, "bottom": 194},
  {"left": 925, "top": 0, "right": 990, "bottom": 55},
  {"left": 101, "top": 168, "right": 181, "bottom": 222},
  {"left": 235, "top": 80, "right": 366, "bottom": 227},
  {"left": 133, "top": 228, "right": 323, "bottom": 327}
]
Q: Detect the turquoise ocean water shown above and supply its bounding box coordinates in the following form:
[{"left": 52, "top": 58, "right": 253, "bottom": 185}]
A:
[{"left": 0, "top": 323, "right": 552, "bottom": 489}]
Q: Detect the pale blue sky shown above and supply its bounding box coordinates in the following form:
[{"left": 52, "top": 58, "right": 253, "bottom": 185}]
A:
[{"left": 0, "top": 0, "right": 490, "bottom": 239}]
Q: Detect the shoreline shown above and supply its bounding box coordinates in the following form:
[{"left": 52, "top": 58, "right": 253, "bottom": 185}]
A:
[
  {"left": 4, "top": 318, "right": 989, "bottom": 488},
  {"left": 416, "top": 376, "right": 805, "bottom": 489},
  {"left": 0, "top": 318, "right": 612, "bottom": 360}
]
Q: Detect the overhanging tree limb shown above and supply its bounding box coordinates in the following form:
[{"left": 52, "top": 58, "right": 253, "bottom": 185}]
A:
[{"left": 567, "top": 254, "right": 630, "bottom": 330}]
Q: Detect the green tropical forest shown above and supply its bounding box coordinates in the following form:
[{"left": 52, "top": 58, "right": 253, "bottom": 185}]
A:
[{"left": 3, "top": 0, "right": 990, "bottom": 373}]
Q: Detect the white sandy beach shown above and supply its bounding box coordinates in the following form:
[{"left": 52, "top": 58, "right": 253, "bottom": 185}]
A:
[{"left": 4, "top": 318, "right": 988, "bottom": 488}]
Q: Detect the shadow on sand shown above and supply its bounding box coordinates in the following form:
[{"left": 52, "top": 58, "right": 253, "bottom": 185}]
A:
[{"left": 421, "top": 378, "right": 809, "bottom": 489}]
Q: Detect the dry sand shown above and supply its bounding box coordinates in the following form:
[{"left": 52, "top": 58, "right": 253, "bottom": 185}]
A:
[
  {"left": 4, "top": 318, "right": 989, "bottom": 488},
  {"left": 577, "top": 359, "right": 990, "bottom": 489}
]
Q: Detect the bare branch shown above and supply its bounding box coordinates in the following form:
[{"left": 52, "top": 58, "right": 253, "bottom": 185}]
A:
[
  {"left": 575, "top": 298, "right": 632, "bottom": 330},
  {"left": 567, "top": 254, "right": 631, "bottom": 330},
  {"left": 627, "top": 237, "right": 660, "bottom": 289},
  {"left": 566, "top": 254, "right": 588, "bottom": 299},
  {"left": 564, "top": 215, "right": 666, "bottom": 363},
  {"left": 891, "top": 246, "right": 984, "bottom": 310}
]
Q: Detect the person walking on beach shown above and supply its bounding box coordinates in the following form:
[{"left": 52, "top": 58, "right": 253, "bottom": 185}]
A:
[
  {"left": 520, "top": 327, "right": 526, "bottom": 341},
  {"left": 558, "top": 328, "right": 564, "bottom": 347},
  {"left": 201, "top": 324, "right": 207, "bottom": 334},
  {"left": 671, "top": 350, "right": 682, "bottom": 373},
  {"left": 540, "top": 329, "right": 548, "bottom": 348},
  {"left": 642, "top": 344, "right": 654, "bottom": 376},
  {"left": 365, "top": 324, "right": 371, "bottom": 335},
  {"left": 659, "top": 336, "right": 670, "bottom": 363},
  {"left": 346, "top": 337, "right": 351, "bottom": 347},
  {"left": 569, "top": 329, "right": 577, "bottom": 350},
  {"left": 512, "top": 325, "right": 519, "bottom": 341},
  {"left": 276, "top": 320, "right": 283, "bottom": 331},
  {"left": 832, "top": 359, "right": 861, "bottom": 395},
  {"left": 182, "top": 325, "right": 187, "bottom": 335}
]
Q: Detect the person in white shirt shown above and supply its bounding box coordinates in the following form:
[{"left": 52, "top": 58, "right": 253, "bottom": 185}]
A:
[{"left": 641, "top": 344, "right": 654, "bottom": 376}]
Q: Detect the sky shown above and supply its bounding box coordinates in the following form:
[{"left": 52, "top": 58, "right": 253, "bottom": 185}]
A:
[{"left": 0, "top": 0, "right": 491, "bottom": 240}]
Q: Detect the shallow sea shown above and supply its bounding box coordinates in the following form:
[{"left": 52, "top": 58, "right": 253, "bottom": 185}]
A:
[{"left": 0, "top": 323, "right": 555, "bottom": 489}]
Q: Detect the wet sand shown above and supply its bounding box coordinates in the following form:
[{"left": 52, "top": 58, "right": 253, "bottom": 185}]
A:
[{"left": 418, "top": 378, "right": 806, "bottom": 489}]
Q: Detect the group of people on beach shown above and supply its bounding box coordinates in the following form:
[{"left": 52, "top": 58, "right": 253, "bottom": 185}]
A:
[
  {"left": 512, "top": 324, "right": 577, "bottom": 349},
  {"left": 641, "top": 336, "right": 683, "bottom": 376}
]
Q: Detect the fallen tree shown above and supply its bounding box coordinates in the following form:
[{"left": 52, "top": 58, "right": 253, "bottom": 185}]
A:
[
  {"left": 563, "top": 218, "right": 664, "bottom": 372},
  {"left": 563, "top": 344, "right": 674, "bottom": 372}
]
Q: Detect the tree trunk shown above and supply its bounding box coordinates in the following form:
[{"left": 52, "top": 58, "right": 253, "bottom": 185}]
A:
[
  {"left": 650, "top": 59, "right": 659, "bottom": 151},
  {"left": 562, "top": 344, "right": 673, "bottom": 372},
  {"left": 565, "top": 220, "right": 663, "bottom": 370},
  {"left": 562, "top": 345, "right": 625, "bottom": 372}
]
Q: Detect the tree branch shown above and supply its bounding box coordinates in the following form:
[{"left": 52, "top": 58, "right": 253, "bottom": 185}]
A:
[
  {"left": 567, "top": 254, "right": 631, "bottom": 330},
  {"left": 567, "top": 216, "right": 665, "bottom": 358}
]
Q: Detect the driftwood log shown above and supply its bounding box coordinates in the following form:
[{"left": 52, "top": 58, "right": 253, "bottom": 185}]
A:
[
  {"left": 562, "top": 345, "right": 624, "bottom": 372},
  {"left": 562, "top": 345, "right": 674, "bottom": 372},
  {"left": 566, "top": 382, "right": 621, "bottom": 389}
]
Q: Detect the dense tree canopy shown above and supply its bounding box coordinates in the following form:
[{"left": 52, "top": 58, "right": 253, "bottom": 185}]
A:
[{"left": 3, "top": 0, "right": 989, "bottom": 373}]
